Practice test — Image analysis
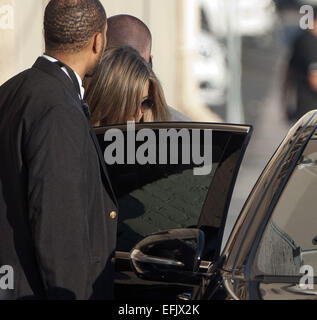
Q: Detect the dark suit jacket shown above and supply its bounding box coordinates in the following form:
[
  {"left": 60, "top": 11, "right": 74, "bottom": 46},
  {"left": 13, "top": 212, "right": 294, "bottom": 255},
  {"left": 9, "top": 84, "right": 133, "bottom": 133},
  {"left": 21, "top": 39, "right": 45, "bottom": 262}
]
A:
[{"left": 0, "top": 57, "right": 118, "bottom": 300}]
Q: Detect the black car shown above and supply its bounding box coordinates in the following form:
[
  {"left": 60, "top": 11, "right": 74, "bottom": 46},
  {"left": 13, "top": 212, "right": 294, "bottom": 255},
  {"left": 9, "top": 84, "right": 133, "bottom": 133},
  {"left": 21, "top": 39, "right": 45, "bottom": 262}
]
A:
[{"left": 96, "top": 110, "right": 317, "bottom": 300}]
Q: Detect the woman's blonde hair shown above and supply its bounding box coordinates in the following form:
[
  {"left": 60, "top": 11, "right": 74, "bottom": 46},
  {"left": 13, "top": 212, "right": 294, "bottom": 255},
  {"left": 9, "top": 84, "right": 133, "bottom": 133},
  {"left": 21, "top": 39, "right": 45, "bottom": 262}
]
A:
[{"left": 84, "top": 46, "right": 170, "bottom": 126}]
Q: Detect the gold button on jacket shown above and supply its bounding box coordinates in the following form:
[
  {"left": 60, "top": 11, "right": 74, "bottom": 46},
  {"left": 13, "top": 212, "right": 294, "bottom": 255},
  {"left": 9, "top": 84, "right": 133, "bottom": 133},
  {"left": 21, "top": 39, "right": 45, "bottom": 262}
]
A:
[{"left": 110, "top": 211, "right": 117, "bottom": 219}]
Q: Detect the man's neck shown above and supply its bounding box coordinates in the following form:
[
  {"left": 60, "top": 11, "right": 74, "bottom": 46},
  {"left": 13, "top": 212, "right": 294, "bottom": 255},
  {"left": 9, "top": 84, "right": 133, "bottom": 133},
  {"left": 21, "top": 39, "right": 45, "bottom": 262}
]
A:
[{"left": 45, "top": 51, "right": 86, "bottom": 80}]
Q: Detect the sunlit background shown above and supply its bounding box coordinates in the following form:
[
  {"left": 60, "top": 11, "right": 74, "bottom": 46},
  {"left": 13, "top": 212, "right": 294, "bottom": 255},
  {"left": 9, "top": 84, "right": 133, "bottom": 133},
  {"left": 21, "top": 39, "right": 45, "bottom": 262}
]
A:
[{"left": 0, "top": 0, "right": 314, "bottom": 243}]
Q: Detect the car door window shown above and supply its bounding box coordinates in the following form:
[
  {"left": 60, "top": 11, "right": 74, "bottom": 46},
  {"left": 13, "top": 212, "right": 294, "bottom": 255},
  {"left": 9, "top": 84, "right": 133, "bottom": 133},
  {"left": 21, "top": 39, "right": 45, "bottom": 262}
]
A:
[
  {"left": 97, "top": 124, "right": 250, "bottom": 254},
  {"left": 106, "top": 129, "right": 222, "bottom": 252}
]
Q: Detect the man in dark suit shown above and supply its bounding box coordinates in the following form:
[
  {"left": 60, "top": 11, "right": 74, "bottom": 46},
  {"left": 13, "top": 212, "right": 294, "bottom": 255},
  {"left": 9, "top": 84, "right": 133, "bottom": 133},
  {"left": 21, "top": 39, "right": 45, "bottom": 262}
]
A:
[{"left": 0, "top": 0, "right": 118, "bottom": 300}]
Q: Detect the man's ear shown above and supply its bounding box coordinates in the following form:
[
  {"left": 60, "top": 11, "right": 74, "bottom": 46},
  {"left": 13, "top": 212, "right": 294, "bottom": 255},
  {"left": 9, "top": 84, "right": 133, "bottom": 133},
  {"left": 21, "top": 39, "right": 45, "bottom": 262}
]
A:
[{"left": 92, "top": 32, "right": 104, "bottom": 55}]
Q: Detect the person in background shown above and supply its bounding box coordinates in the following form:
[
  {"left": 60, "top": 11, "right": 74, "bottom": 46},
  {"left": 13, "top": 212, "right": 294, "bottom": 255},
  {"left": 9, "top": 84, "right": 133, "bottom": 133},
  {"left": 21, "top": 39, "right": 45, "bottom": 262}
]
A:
[
  {"left": 84, "top": 46, "right": 170, "bottom": 126},
  {"left": 0, "top": 0, "right": 118, "bottom": 300},
  {"left": 284, "top": 6, "right": 317, "bottom": 122},
  {"left": 106, "top": 14, "right": 191, "bottom": 122}
]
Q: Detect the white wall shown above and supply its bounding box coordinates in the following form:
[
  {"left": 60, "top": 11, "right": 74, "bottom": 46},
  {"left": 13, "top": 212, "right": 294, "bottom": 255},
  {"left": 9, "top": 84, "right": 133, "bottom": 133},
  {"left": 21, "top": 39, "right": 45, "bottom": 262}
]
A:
[
  {"left": 0, "top": 0, "right": 15, "bottom": 84},
  {"left": 0, "top": 0, "right": 46, "bottom": 84},
  {"left": 13, "top": 0, "right": 46, "bottom": 74}
]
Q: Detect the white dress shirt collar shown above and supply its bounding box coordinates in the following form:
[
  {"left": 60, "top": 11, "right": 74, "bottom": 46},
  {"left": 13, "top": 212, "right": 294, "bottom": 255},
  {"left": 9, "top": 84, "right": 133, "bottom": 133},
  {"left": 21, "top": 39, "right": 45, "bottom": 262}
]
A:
[{"left": 42, "top": 54, "right": 85, "bottom": 100}]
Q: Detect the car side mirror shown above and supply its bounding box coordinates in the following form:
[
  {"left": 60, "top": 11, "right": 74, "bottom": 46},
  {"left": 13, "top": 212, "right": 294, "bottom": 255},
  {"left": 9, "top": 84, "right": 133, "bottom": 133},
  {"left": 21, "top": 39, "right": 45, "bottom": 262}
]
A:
[{"left": 130, "top": 228, "right": 205, "bottom": 283}]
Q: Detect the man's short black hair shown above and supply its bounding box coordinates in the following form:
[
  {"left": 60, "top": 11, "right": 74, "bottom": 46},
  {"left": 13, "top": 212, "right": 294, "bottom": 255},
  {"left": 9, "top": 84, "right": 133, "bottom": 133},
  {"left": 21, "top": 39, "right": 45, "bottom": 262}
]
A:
[{"left": 44, "top": 0, "right": 107, "bottom": 53}]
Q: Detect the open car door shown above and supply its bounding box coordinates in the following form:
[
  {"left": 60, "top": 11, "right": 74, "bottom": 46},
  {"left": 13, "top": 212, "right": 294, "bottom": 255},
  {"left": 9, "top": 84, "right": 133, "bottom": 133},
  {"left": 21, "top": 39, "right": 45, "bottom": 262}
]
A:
[{"left": 95, "top": 122, "right": 252, "bottom": 301}]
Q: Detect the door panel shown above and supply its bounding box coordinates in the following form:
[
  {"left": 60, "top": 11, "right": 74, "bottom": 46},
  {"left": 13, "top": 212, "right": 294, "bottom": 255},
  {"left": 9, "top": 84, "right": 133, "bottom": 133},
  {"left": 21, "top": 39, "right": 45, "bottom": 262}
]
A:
[{"left": 96, "top": 122, "right": 252, "bottom": 300}]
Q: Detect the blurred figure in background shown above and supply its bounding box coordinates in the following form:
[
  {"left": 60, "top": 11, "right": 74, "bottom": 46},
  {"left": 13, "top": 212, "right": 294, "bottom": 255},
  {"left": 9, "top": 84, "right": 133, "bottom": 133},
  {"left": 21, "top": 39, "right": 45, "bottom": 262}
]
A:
[
  {"left": 284, "top": 6, "right": 317, "bottom": 122},
  {"left": 84, "top": 46, "right": 170, "bottom": 126},
  {"left": 106, "top": 14, "right": 191, "bottom": 121}
]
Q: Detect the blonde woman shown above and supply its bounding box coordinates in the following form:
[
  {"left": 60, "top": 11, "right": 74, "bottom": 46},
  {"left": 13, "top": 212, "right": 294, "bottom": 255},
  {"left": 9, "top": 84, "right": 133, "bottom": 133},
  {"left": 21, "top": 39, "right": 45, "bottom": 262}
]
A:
[{"left": 84, "top": 46, "right": 170, "bottom": 126}]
